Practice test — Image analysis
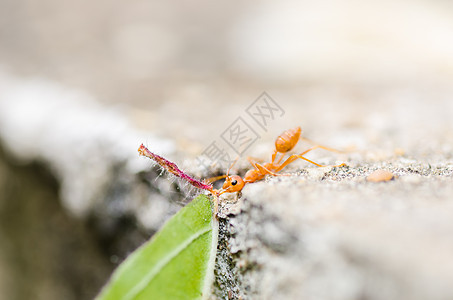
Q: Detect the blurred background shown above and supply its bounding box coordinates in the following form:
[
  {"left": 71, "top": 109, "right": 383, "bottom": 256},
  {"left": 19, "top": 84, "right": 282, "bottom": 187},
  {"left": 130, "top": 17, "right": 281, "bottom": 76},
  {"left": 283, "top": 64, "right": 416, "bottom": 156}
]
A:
[{"left": 1, "top": 0, "right": 453, "bottom": 299}]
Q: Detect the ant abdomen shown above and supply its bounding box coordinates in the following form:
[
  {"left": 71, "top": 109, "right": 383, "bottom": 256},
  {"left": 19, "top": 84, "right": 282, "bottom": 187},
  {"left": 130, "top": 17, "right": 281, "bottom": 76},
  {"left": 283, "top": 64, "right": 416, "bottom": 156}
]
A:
[{"left": 275, "top": 126, "right": 301, "bottom": 153}]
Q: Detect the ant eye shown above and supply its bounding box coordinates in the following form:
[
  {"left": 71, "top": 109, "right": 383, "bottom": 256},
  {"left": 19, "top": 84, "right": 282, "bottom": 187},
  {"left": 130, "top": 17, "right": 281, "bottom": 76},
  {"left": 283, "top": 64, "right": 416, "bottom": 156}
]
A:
[{"left": 231, "top": 179, "right": 237, "bottom": 186}]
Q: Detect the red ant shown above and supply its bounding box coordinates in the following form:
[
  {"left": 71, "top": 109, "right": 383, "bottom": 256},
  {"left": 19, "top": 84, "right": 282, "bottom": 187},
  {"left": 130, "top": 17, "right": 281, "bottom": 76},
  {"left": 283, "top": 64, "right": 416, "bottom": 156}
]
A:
[
  {"left": 138, "top": 126, "right": 344, "bottom": 201},
  {"left": 212, "top": 126, "right": 345, "bottom": 196}
]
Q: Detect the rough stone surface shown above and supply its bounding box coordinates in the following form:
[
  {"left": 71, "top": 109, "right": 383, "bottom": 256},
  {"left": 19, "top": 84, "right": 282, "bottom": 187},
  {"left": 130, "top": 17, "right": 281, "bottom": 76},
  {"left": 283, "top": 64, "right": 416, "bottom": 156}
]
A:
[{"left": 214, "top": 159, "right": 453, "bottom": 300}]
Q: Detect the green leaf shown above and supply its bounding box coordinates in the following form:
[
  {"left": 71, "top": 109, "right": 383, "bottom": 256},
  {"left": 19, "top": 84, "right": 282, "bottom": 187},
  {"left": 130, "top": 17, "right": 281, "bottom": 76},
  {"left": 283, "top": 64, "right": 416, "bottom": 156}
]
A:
[{"left": 96, "top": 194, "right": 219, "bottom": 300}]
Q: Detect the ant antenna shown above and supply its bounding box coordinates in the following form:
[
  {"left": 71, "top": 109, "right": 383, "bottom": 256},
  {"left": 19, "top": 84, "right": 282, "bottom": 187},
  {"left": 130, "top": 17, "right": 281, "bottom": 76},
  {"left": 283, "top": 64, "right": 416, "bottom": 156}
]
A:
[
  {"left": 226, "top": 156, "right": 239, "bottom": 177},
  {"left": 202, "top": 156, "right": 240, "bottom": 185}
]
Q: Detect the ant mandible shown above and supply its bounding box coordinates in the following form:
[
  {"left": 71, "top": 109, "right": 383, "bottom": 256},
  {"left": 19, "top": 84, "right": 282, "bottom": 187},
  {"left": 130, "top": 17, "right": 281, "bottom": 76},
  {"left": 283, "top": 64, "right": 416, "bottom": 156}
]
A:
[{"left": 214, "top": 126, "right": 345, "bottom": 196}]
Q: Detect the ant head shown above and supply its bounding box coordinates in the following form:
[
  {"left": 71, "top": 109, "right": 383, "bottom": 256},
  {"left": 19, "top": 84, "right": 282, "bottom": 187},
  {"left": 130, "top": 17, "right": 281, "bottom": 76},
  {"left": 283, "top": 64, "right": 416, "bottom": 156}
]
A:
[
  {"left": 220, "top": 175, "right": 245, "bottom": 194},
  {"left": 216, "top": 157, "right": 245, "bottom": 195}
]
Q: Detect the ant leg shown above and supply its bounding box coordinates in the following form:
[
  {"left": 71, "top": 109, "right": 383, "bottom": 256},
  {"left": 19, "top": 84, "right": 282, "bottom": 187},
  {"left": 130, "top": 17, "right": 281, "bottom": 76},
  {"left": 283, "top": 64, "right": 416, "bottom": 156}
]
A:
[
  {"left": 247, "top": 156, "right": 263, "bottom": 171},
  {"left": 254, "top": 162, "right": 291, "bottom": 177},
  {"left": 247, "top": 155, "right": 265, "bottom": 163},
  {"left": 274, "top": 146, "right": 345, "bottom": 173},
  {"left": 250, "top": 152, "right": 287, "bottom": 173},
  {"left": 276, "top": 152, "right": 286, "bottom": 164},
  {"left": 205, "top": 174, "right": 227, "bottom": 184},
  {"left": 272, "top": 141, "right": 342, "bottom": 170},
  {"left": 271, "top": 149, "right": 279, "bottom": 164},
  {"left": 300, "top": 137, "right": 343, "bottom": 153},
  {"left": 274, "top": 154, "right": 325, "bottom": 173}
]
